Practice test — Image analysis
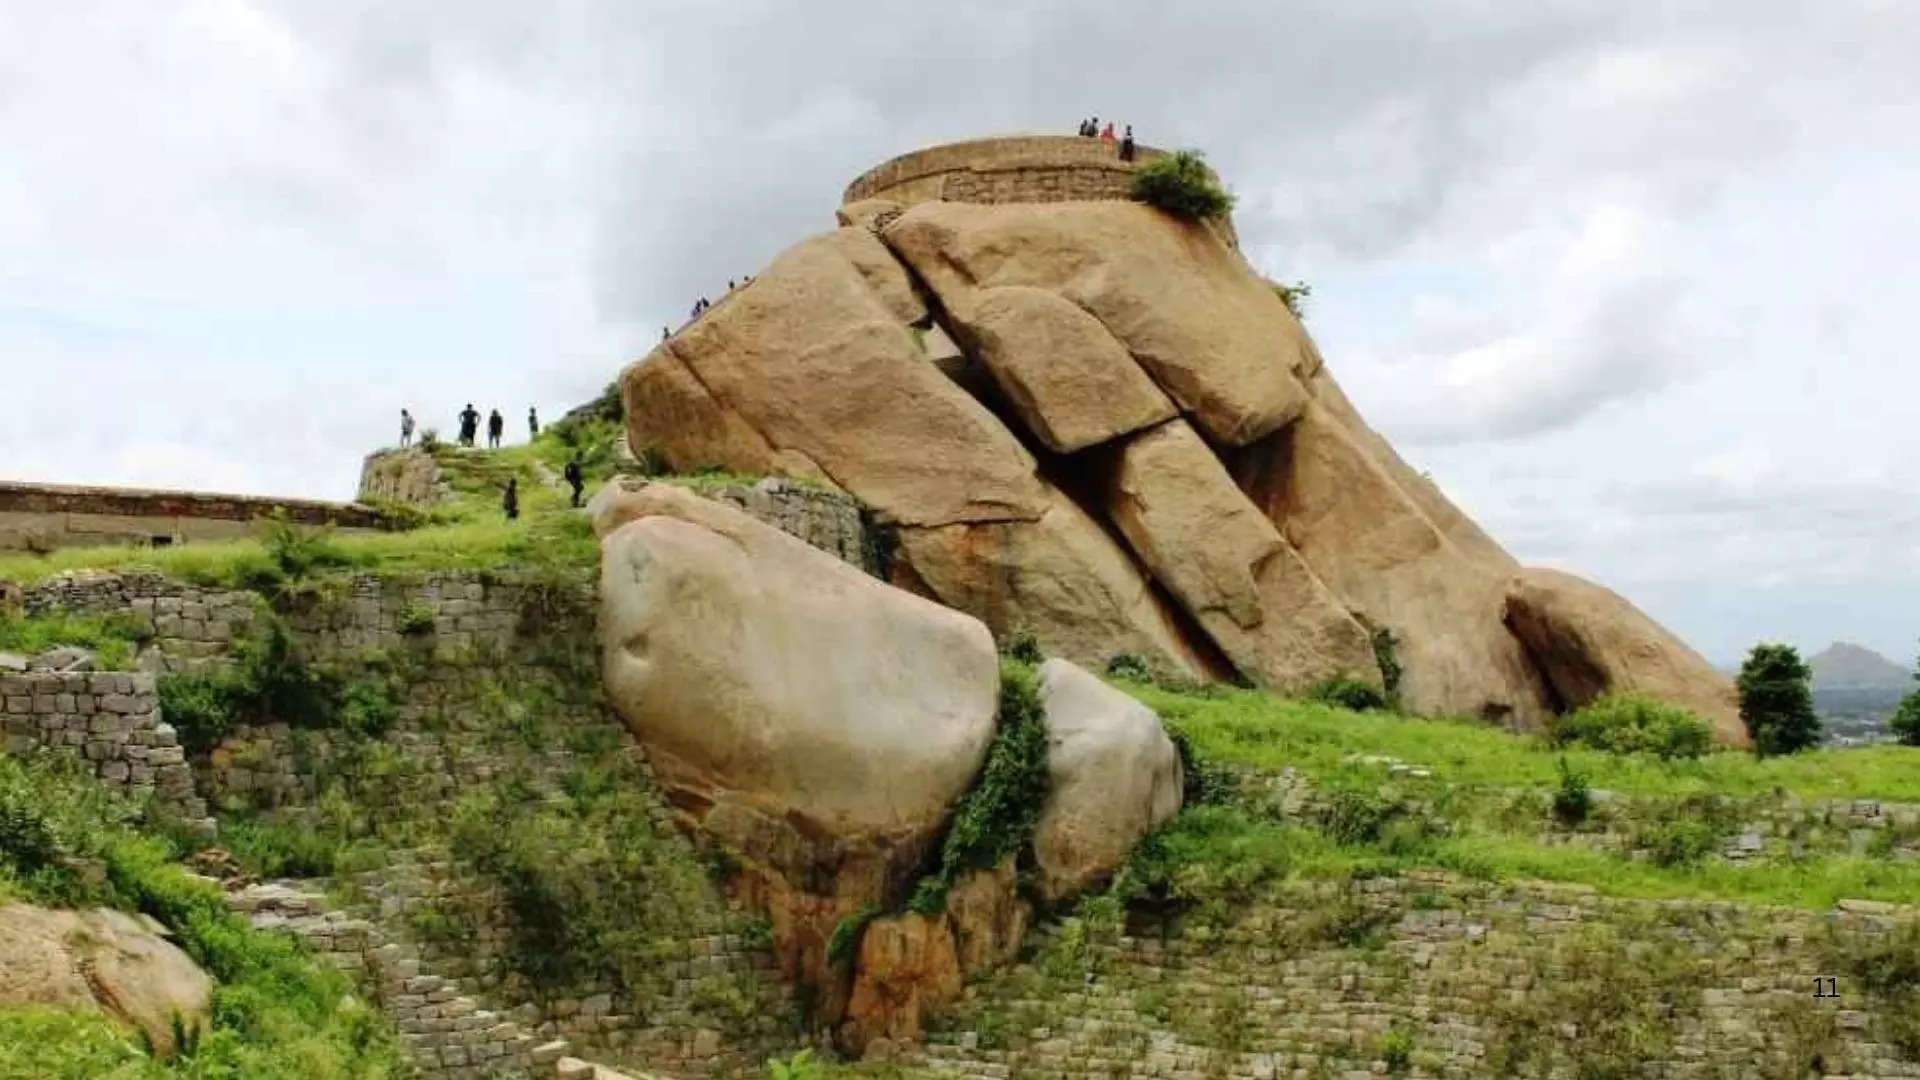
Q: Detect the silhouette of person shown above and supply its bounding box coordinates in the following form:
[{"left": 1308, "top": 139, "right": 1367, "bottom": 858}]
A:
[
  {"left": 662, "top": 326, "right": 670, "bottom": 341},
  {"left": 1077, "top": 118, "right": 1090, "bottom": 136},
  {"left": 1100, "top": 121, "right": 1116, "bottom": 146},
  {"left": 503, "top": 478, "right": 519, "bottom": 521},
  {"left": 527, "top": 406, "right": 539, "bottom": 438},
  {"left": 1120, "top": 124, "right": 1136, "bottom": 162},
  {"left": 565, "top": 457, "right": 585, "bottom": 508},
  {"left": 487, "top": 408, "right": 504, "bottom": 449},
  {"left": 728, "top": 279, "right": 736, "bottom": 290},
  {"left": 399, "top": 409, "right": 414, "bottom": 448},
  {"left": 458, "top": 403, "right": 479, "bottom": 447},
  {"left": 1086, "top": 116, "right": 1099, "bottom": 138}
]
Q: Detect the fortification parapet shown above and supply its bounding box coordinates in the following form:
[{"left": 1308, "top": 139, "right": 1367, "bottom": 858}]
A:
[
  {"left": 0, "top": 480, "right": 387, "bottom": 554},
  {"left": 843, "top": 134, "right": 1231, "bottom": 228}
]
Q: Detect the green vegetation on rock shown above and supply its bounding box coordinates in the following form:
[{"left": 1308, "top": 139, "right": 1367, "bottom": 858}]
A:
[
  {"left": 0, "top": 609, "right": 145, "bottom": 670},
  {"left": 1545, "top": 693, "right": 1714, "bottom": 760},
  {"left": 1129, "top": 150, "right": 1234, "bottom": 221}
]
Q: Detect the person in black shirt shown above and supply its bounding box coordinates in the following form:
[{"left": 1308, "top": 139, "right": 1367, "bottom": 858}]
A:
[
  {"left": 487, "top": 409, "right": 504, "bottom": 449},
  {"left": 564, "top": 457, "right": 585, "bottom": 508},
  {"left": 458, "top": 403, "right": 479, "bottom": 446},
  {"left": 503, "top": 478, "right": 519, "bottom": 521}
]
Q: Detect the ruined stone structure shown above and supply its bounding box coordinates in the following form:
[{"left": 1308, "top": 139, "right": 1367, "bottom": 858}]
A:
[
  {"left": 844, "top": 135, "right": 1184, "bottom": 210},
  {"left": 0, "top": 480, "right": 386, "bottom": 554}
]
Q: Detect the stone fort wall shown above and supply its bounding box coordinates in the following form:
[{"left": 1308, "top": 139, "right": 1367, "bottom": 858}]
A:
[
  {"left": 842, "top": 135, "right": 1180, "bottom": 207},
  {"left": 0, "top": 480, "right": 386, "bottom": 554},
  {"left": 841, "top": 134, "right": 1237, "bottom": 244}
]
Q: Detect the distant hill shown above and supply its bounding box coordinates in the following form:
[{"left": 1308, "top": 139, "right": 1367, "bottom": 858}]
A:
[{"left": 1809, "top": 642, "right": 1910, "bottom": 689}]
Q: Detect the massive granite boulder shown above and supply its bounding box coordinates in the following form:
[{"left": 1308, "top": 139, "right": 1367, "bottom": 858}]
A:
[
  {"left": 1032, "top": 659, "right": 1184, "bottom": 901},
  {"left": 1504, "top": 568, "right": 1747, "bottom": 747},
  {"left": 621, "top": 194, "right": 1737, "bottom": 739},
  {"left": 0, "top": 903, "right": 213, "bottom": 1057},
  {"left": 590, "top": 480, "right": 998, "bottom": 991}
]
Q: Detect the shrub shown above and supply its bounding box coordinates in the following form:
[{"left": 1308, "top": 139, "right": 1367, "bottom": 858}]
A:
[
  {"left": 1551, "top": 758, "right": 1592, "bottom": 826},
  {"left": 909, "top": 661, "right": 1051, "bottom": 913},
  {"left": 826, "top": 904, "right": 880, "bottom": 971},
  {"left": 417, "top": 428, "right": 441, "bottom": 452},
  {"left": 1271, "top": 280, "right": 1312, "bottom": 319},
  {"left": 396, "top": 601, "right": 437, "bottom": 636},
  {"left": 1129, "top": 149, "right": 1235, "bottom": 221},
  {"left": 259, "top": 510, "right": 355, "bottom": 582},
  {"left": 1738, "top": 643, "right": 1822, "bottom": 755},
  {"left": 1378, "top": 1024, "right": 1415, "bottom": 1073},
  {"left": 1002, "top": 627, "right": 1044, "bottom": 665},
  {"left": 1106, "top": 652, "right": 1150, "bottom": 680},
  {"left": 767, "top": 1049, "right": 825, "bottom": 1080},
  {"left": 1309, "top": 677, "right": 1389, "bottom": 712},
  {"left": 1630, "top": 794, "right": 1739, "bottom": 867},
  {"left": 1370, "top": 627, "right": 1404, "bottom": 702},
  {"left": 1546, "top": 693, "right": 1714, "bottom": 760}
]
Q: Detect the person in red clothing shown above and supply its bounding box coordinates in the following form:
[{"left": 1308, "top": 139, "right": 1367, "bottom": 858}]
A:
[{"left": 1099, "top": 121, "right": 1116, "bottom": 147}]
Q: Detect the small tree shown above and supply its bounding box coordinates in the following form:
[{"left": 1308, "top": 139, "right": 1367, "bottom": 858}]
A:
[
  {"left": 1890, "top": 641, "right": 1920, "bottom": 747},
  {"left": 1129, "top": 150, "right": 1235, "bottom": 221},
  {"left": 1271, "top": 280, "right": 1312, "bottom": 319},
  {"left": 1736, "top": 643, "right": 1822, "bottom": 755}
]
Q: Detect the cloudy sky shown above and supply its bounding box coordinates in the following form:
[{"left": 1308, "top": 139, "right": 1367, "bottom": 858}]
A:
[{"left": 2, "top": 1, "right": 1915, "bottom": 665}]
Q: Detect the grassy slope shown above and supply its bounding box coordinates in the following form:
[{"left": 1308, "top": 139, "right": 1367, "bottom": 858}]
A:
[
  {"left": 1120, "top": 680, "right": 1920, "bottom": 911},
  {"left": 0, "top": 754, "right": 411, "bottom": 1080}
]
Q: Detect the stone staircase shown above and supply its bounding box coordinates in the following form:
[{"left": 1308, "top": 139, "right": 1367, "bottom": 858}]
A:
[{"left": 226, "top": 879, "right": 639, "bottom": 1079}]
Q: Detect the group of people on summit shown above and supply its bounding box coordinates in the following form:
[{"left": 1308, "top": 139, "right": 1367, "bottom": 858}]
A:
[
  {"left": 396, "top": 405, "right": 589, "bottom": 520},
  {"left": 1076, "top": 117, "right": 1137, "bottom": 161},
  {"left": 398, "top": 404, "right": 539, "bottom": 452},
  {"left": 667, "top": 274, "right": 756, "bottom": 339}
]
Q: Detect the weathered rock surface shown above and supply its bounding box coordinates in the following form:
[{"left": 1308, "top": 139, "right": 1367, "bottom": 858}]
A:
[
  {"left": 947, "top": 285, "right": 1176, "bottom": 453},
  {"left": 1230, "top": 393, "right": 1553, "bottom": 726},
  {"left": 592, "top": 481, "right": 998, "bottom": 983},
  {"left": 843, "top": 860, "right": 1027, "bottom": 1055},
  {"left": 1107, "top": 420, "right": 1377, "bottom": 691},
  {"left": 1032, "top": 660, "right": 1184, "bottom": 901},
  {"left": 625, "top": 228, "right": 1046, "bottom": 526},
  {"left": 883, "top": 200, "right": 1313, "bottom": 446},
  {"left": 0, "top": 903, "right": 213, "bottom": 1057},
  {"left": 1504, "top": 567, "right": 1747, "bottom": 747},
  {"left": 895, "top": 489, "right": 1220, "bottom": 682},
  {"left": 624, "top": 184, "right": 1735, "bottom": 740}
]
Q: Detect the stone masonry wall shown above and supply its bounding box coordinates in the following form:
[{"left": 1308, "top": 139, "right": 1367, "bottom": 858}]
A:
[
  {"left": 917, "top": 873, "right": 1920, "bottom": 1080},
  {"left": 359, "top": 447, "right": 450, "bottom": 508},
  {"left": 0, "top": 669, "right": 210, "bottom": 828},
  {"left": 0, "top": 479, "right": 385, "bottom": 554}
]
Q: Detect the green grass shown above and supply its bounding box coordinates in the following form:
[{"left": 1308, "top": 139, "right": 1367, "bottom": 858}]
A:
[
  {"left": 1125, "top": 680, "right": 1920, "bottom": 802},
  {"left": 0, "top": 610, "right": 145, "bottom": 669},
  {"left": 0, "top": 752, "right": 411, "bottom": 1077}
]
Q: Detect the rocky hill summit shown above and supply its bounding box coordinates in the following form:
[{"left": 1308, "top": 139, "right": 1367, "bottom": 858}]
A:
[{"left": 620, "top": 136, "right": 1742, "bottom": 747}]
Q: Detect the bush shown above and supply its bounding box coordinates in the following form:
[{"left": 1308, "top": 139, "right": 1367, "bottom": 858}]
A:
[
  {"left": 1545, "top": 694, "right": 1714, "bottom": 760},
  {"left": 909, "top": 660, "right": 1051, "bottom": 913},
  {"left": 1167, "top": 728, "right": 1236, "bottom": 807},
  {"left": 1551, "top": 758, "right": 1592, "bottom": 826},
  {"left": 0, "top": 610, "right": 146, "bottom": 671},
  {"left": 1106, "top": 652, "right": 1150, "bottom": 680},
  {"left": 1002, "top": 627, "right": 1044, "bottom": 665},
  {"left": 826, "top": 904, "right": 880, "bottom": 971},
  {"left": 1271, "top": 280, "right": 1312, "bottom": 319},
  {"left": 1370, "top": 627, "right": 1404, "bottom": 702},
  {"left": 1129, "top": 149, "right": 1235, "bottom": 221},
  {"left": 1628, "top": 794, "right": 1738, "bottom": 867},
  {"left": 1309, "top": 677, "right": 1390, "bottom": 712},
  {"left": 1738, "top": 643, "right": 1822, "bottom": 755},
  {"left": 396, "top": 602, "right": 436, "bottom": 636},
  {"left": 1378, "top": 1024, "right": 1415, "bottom": 1073},
  {"left": 259, "top": 510, "right": 355, "bottom": 582}
]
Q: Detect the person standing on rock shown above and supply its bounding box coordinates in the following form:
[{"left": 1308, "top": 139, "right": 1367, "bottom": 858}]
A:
[
  {"left": 487, "top": 409, "right": 504, "bottom": 449},
  {"left": 458, "top": 403, "right": 479, "bottom": 447},
  {"left": 527, "top": 406, "right": 539, "bottom": 439},
  {"left": 1120, "top": 125, "right": 1136, "bottom": 162},
  {"left": 565, "top": 457, "right": 585, "bottom": 508},
  {"left": 1100, "top": 121, "right": 1116, "bottom": 147},
  {"left": 399, "top": 409, "right": 414, "bottom": 448},
  {"left": 1086, "top": 116, "right": 1099, "bottom": 138},
  {"left": 662, "top": 325, "right": 670, "bottom": 341},
  {"left": 503, "top": 478, "right": 519, "bottom": 521}
]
